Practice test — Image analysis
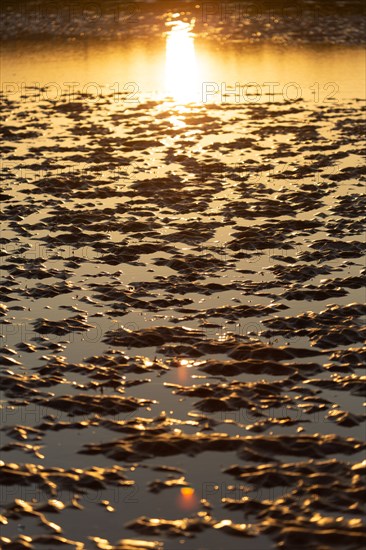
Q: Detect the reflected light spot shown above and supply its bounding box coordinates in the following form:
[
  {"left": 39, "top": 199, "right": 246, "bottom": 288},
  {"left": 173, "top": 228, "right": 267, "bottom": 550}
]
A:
[
  {"left": 177, "top": 357, "right": 192, "bottom": 383},
  {"left": 177, "top": 486, "right": 199, "bottom": 511},
  {"left": 180, "top": 487, "right": 195, "bottom": 496},
  {"left": 165, "top": 19, "right": 200, "bottom": 103}
]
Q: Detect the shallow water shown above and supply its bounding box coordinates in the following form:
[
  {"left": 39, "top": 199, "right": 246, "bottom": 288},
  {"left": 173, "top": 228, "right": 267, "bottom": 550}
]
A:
[
  {"left": 1, "top": 33, "right": 366, "bottom": 550},
  {"left": 2, "top": 40, "right": 365, "bottom": 101}
]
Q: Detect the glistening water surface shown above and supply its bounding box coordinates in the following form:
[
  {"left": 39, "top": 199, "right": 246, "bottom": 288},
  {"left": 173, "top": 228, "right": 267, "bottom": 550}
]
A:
[
  {"left": 2, "top": 38, "right": 365, "bottom": 101},
  {"left": 1, "top": 26, "right": 366, "bottom": 550}
]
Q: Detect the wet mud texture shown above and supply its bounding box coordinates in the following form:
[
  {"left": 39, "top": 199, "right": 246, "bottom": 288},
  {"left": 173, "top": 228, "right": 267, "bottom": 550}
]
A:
[{"left": 0, "top": 89, "right": 366, "bottom": 550}]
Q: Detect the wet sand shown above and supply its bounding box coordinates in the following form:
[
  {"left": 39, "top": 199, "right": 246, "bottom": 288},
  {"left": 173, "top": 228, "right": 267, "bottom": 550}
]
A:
[{"left": 1, "top": 2, "right": 366, "bottom": 550}]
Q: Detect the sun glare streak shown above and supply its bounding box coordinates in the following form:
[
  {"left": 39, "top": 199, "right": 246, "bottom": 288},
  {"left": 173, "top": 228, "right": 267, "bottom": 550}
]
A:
[{"left": 165, "top": 19, "right": 200, "bottom": 103}]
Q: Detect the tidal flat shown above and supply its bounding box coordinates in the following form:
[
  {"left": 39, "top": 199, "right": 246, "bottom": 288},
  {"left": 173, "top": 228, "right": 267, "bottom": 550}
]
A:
[{"left": 1, "top": 1, "right": 365, "bottom": 549}]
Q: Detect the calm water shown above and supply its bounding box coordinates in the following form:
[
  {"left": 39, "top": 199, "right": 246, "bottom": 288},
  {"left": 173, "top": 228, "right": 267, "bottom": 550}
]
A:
[{"left": 2, "top": 39, "right": 365, "bottom": 102}]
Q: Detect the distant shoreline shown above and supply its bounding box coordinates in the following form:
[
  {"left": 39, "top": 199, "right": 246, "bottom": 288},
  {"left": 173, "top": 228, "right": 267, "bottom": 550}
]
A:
[{"left": 1, "top": 0, "right": 365, "bottom": 44}]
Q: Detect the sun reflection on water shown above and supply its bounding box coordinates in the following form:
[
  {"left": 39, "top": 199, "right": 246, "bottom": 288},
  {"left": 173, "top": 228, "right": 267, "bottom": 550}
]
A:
[{"left": 165, "top": 19, "right": 200, "bottom": 103}]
